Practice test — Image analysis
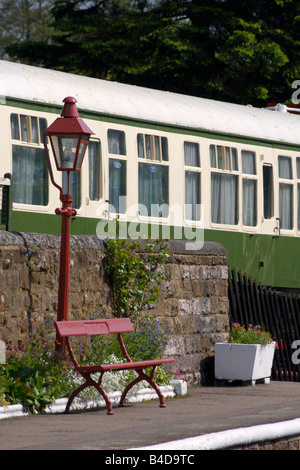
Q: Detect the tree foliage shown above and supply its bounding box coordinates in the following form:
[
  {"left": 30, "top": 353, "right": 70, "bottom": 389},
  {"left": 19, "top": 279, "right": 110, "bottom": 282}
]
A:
[
  {"left": 0, "top": 0, "right": 55, "bottom": 61},
  {"left": 4, "top": 0, "right": 300, "bottom": 106}
]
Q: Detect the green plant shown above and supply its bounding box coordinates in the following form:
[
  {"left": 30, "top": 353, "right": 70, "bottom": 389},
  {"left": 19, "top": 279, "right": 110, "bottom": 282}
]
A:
[
  {"left": 104, "top": 238, "right": 170, "bottom": 322},
  {"left": 0, "top": 321, "right": 74, "bottom": 412},
  {"left": 0, "top": 378, "right": 9, "bottom": 406},
  {"left": 228, "top": 323, "right": 274, "bottom": 345},
  {"left": 0, "top": 364, "right": 54, "bottom": 413}
]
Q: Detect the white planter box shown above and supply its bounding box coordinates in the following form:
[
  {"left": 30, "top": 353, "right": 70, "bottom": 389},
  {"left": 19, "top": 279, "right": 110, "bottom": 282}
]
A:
[{"left": 214, "top": 342, "right": 276, "bottom": 384}]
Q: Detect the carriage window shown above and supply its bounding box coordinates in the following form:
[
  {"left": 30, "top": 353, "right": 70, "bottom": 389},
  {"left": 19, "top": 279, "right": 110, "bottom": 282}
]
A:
[
  {"left": 279, "top": 156, "right": 292, "bottom": 179},
  {"left": 210, "top": 144, "right": 238, "bottom": 171},
  {"left": 39, "top": 118, "right": 47, "bottom": 143},
  {"left": 278, "top": 156, "right": 293, "bottom": 229},
  {"left": 20, "top": 115, "right": 30, "bottom": 142},
  {"left": 242, "top": 150, "right": 257, "bottom": 226},
  {"left": 137, "top": 133, "right": 169, "bottom": 217},
  {"left": 210, "top": 144, "right": 238, "bottom": 225},
  {"left": 137, "top": 133, "right": 168, "bottom": 161},
  {"left": 263, "top": 165, "right": 273, "bottom": 219},
  {"left": 12, "top": 145, "right": 48, "bottom": 206},
  {"left": 11, "top": 113, "right": 49, "bottom": 206},
  {"left": 109, "top": 159, "right": 126, "bottom": 214},
  {"left": 108, "top": 129, "right": 126, "bottom": 213},
  {"left": 184, "top": 142, "right": 200, "bottom": 167},
  {"left": 184, "top": 142, "right": 201, "bottom": 221},
  {"left": 10, "top": 114, "right": 19, "bottom": 140},
  {"left": 107, "top": 129, "right": 126, "bottom": 155},
  {"left": 138, "top": 162, "right": 169, "bottom": 217},
  {"left": 31, "top": 117, "right": 38, "bottom": 143},
  {"left": 10, "top": 114, "right": 47, "bottom": 145},
  {"left": 88, "top": 140, "right": 101, "bottom": 201}
]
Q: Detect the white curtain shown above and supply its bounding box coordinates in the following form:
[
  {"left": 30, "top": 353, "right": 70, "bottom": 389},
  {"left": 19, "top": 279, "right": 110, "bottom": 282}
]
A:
[
  {"left": 12, "top": 145, "right": 48, "bottom": 205},
  {"left": 138, "top": 163, "right": 168, "bottom": 217},
  {"left": 242, "top": 151, "right": 257, "bottom": 226},
  {"left": 184, "top": 142, "right": 200, "bottom": 166},
  {"left": 109, "top": 159, "right": 126, "bottom": 214},
  {"left": 211, "top": 173, "right": 238, "bottom": 224},
  {"left": 278, "top": 156, "right": 293, "bottom": 229},
  {"left": 243, "top": 179, "right": 257, "bottom": 226},
  {"left": 10, "top": 114, "right": 20, "bottom": 139},
  {"left": 185, "top": 171, "right": 200, "bottom": 220},
  {"left": 278, "top": 156, "right": 292, "bottom": 179},
  {"left": 184, "top": 142, "right": 201, "bottom": 220},
  {"left": 108, "top": 129, "right": 126, "bottom": 155},
  {"left": 279, "top": 183, "right": 293, "bottom": 229},
  {"left": 88, "top": 141, "right": 100, "bottom": 201},
  {"left": 108, "top": 130, "right": 127, "bottom": 213}
]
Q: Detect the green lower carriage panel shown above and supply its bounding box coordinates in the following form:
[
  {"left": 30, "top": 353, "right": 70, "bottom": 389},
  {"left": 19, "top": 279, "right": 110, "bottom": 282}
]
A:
[
  {"left": 11, "top": 210, "right": 99, "bottom": 236},
  {"left": 10, "top": 210, "right": 300, "bottom": 290},
  {"left": 205, "top": 229, "right": 300, "bottom": 290},
  {"left": 11, "top": 211, "right": 61, "bottom": 235}
]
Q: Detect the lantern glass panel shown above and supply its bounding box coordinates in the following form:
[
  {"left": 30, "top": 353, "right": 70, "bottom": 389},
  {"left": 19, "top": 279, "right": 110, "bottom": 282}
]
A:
[
  {"left": 50, "top": 135, "right": 79, "bottom": 170},
  {"left": 76, "top": 135, "right": 90, "bottom": 170}
]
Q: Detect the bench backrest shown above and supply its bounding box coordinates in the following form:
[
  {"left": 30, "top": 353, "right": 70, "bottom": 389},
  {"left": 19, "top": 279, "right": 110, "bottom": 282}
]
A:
[{"left": 55, "top": 318, "right": 134, "bottom": 337}]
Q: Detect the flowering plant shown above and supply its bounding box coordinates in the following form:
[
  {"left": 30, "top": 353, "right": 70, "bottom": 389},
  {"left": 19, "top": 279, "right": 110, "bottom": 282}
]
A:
[{"left": 228, "top": 323, "right": 274, "bottom": 345}]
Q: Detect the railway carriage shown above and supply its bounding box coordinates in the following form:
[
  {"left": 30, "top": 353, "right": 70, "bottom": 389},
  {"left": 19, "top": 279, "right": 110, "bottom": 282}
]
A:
[{"left": 1, "top": 60, "right": 300, "bottom": 290}]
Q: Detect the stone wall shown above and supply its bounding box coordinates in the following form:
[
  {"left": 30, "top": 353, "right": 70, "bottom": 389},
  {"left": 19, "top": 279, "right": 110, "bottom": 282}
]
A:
[{"left": 0, "top": 232, "right": 229, "bottom": 384}]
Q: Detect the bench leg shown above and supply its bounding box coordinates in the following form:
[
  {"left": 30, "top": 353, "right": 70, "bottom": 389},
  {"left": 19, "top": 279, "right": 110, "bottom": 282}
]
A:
[
  {"left": 119, "top": 368, "right": 166, "bottom": 408},
  {"left": 66, "top": 373, "right": 114, "bottom": 415},
  {"left": 119, "top": 375, "right": 141, "bottom": 407},
  {"left": 93, "top": 382, "right": 114, "bottom": 415},
  {"left": 65, "top": 381, "right": 90, "bottom": 413},
  {"left": 142, "top": 373, "right": 166, "bottom": 408}
]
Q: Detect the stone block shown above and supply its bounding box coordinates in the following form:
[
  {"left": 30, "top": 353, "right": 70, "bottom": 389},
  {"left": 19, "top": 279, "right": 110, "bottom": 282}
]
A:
[
  {"left": 178, "top": 298, "right": 211, "bottom": 316},
  {"left": 164, "top": 335, "right": 185, "bottom": 356},
  {"left": 184, "top": 334, "right": 202, "bottom": 354}
]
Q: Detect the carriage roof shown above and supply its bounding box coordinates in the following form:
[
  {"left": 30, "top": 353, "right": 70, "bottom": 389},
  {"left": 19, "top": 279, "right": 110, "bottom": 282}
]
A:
[{"left": 1, "top": 59, "right": 300, "bottom": 147}]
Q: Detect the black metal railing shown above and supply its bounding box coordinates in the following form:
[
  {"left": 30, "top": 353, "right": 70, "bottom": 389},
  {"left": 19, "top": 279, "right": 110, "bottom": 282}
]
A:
[{"left": 229, "top": 268, "right": 300, "bottom": 381}]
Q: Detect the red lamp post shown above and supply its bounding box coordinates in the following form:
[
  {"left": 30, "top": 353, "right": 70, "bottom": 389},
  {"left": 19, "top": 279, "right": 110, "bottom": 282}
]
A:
[{"left": 43, "top": 97, "right": 94, "bottom": 352}]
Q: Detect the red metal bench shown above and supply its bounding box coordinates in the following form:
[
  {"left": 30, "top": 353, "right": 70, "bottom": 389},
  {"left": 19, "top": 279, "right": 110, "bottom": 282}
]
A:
[{"left": 55, "top": 318, "right": 175, "bottom": 415}]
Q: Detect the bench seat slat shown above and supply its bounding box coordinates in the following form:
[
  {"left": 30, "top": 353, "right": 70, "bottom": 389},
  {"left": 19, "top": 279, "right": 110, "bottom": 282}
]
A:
[{"left": 75, "top": 358, "right": 175, "bottom": 373}]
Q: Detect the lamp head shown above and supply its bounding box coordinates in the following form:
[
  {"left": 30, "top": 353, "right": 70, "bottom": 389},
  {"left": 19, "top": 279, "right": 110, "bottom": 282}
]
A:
[{"left": 44, "top": 97, "right": 94, "bottom": 171}]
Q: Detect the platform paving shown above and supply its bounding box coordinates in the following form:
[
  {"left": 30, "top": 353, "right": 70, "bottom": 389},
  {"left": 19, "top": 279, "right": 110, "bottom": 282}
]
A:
[{"left": 1, "top": 381, "right": 300, "bottom": 451}]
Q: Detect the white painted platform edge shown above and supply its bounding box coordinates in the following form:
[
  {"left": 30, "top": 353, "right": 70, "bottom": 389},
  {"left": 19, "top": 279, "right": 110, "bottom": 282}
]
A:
[
  {"left": 0, "top": 381, "right": 186, "bottom": 420},
  {"left": 131, "top": 417, "right": 300, "bottom": 450}
]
